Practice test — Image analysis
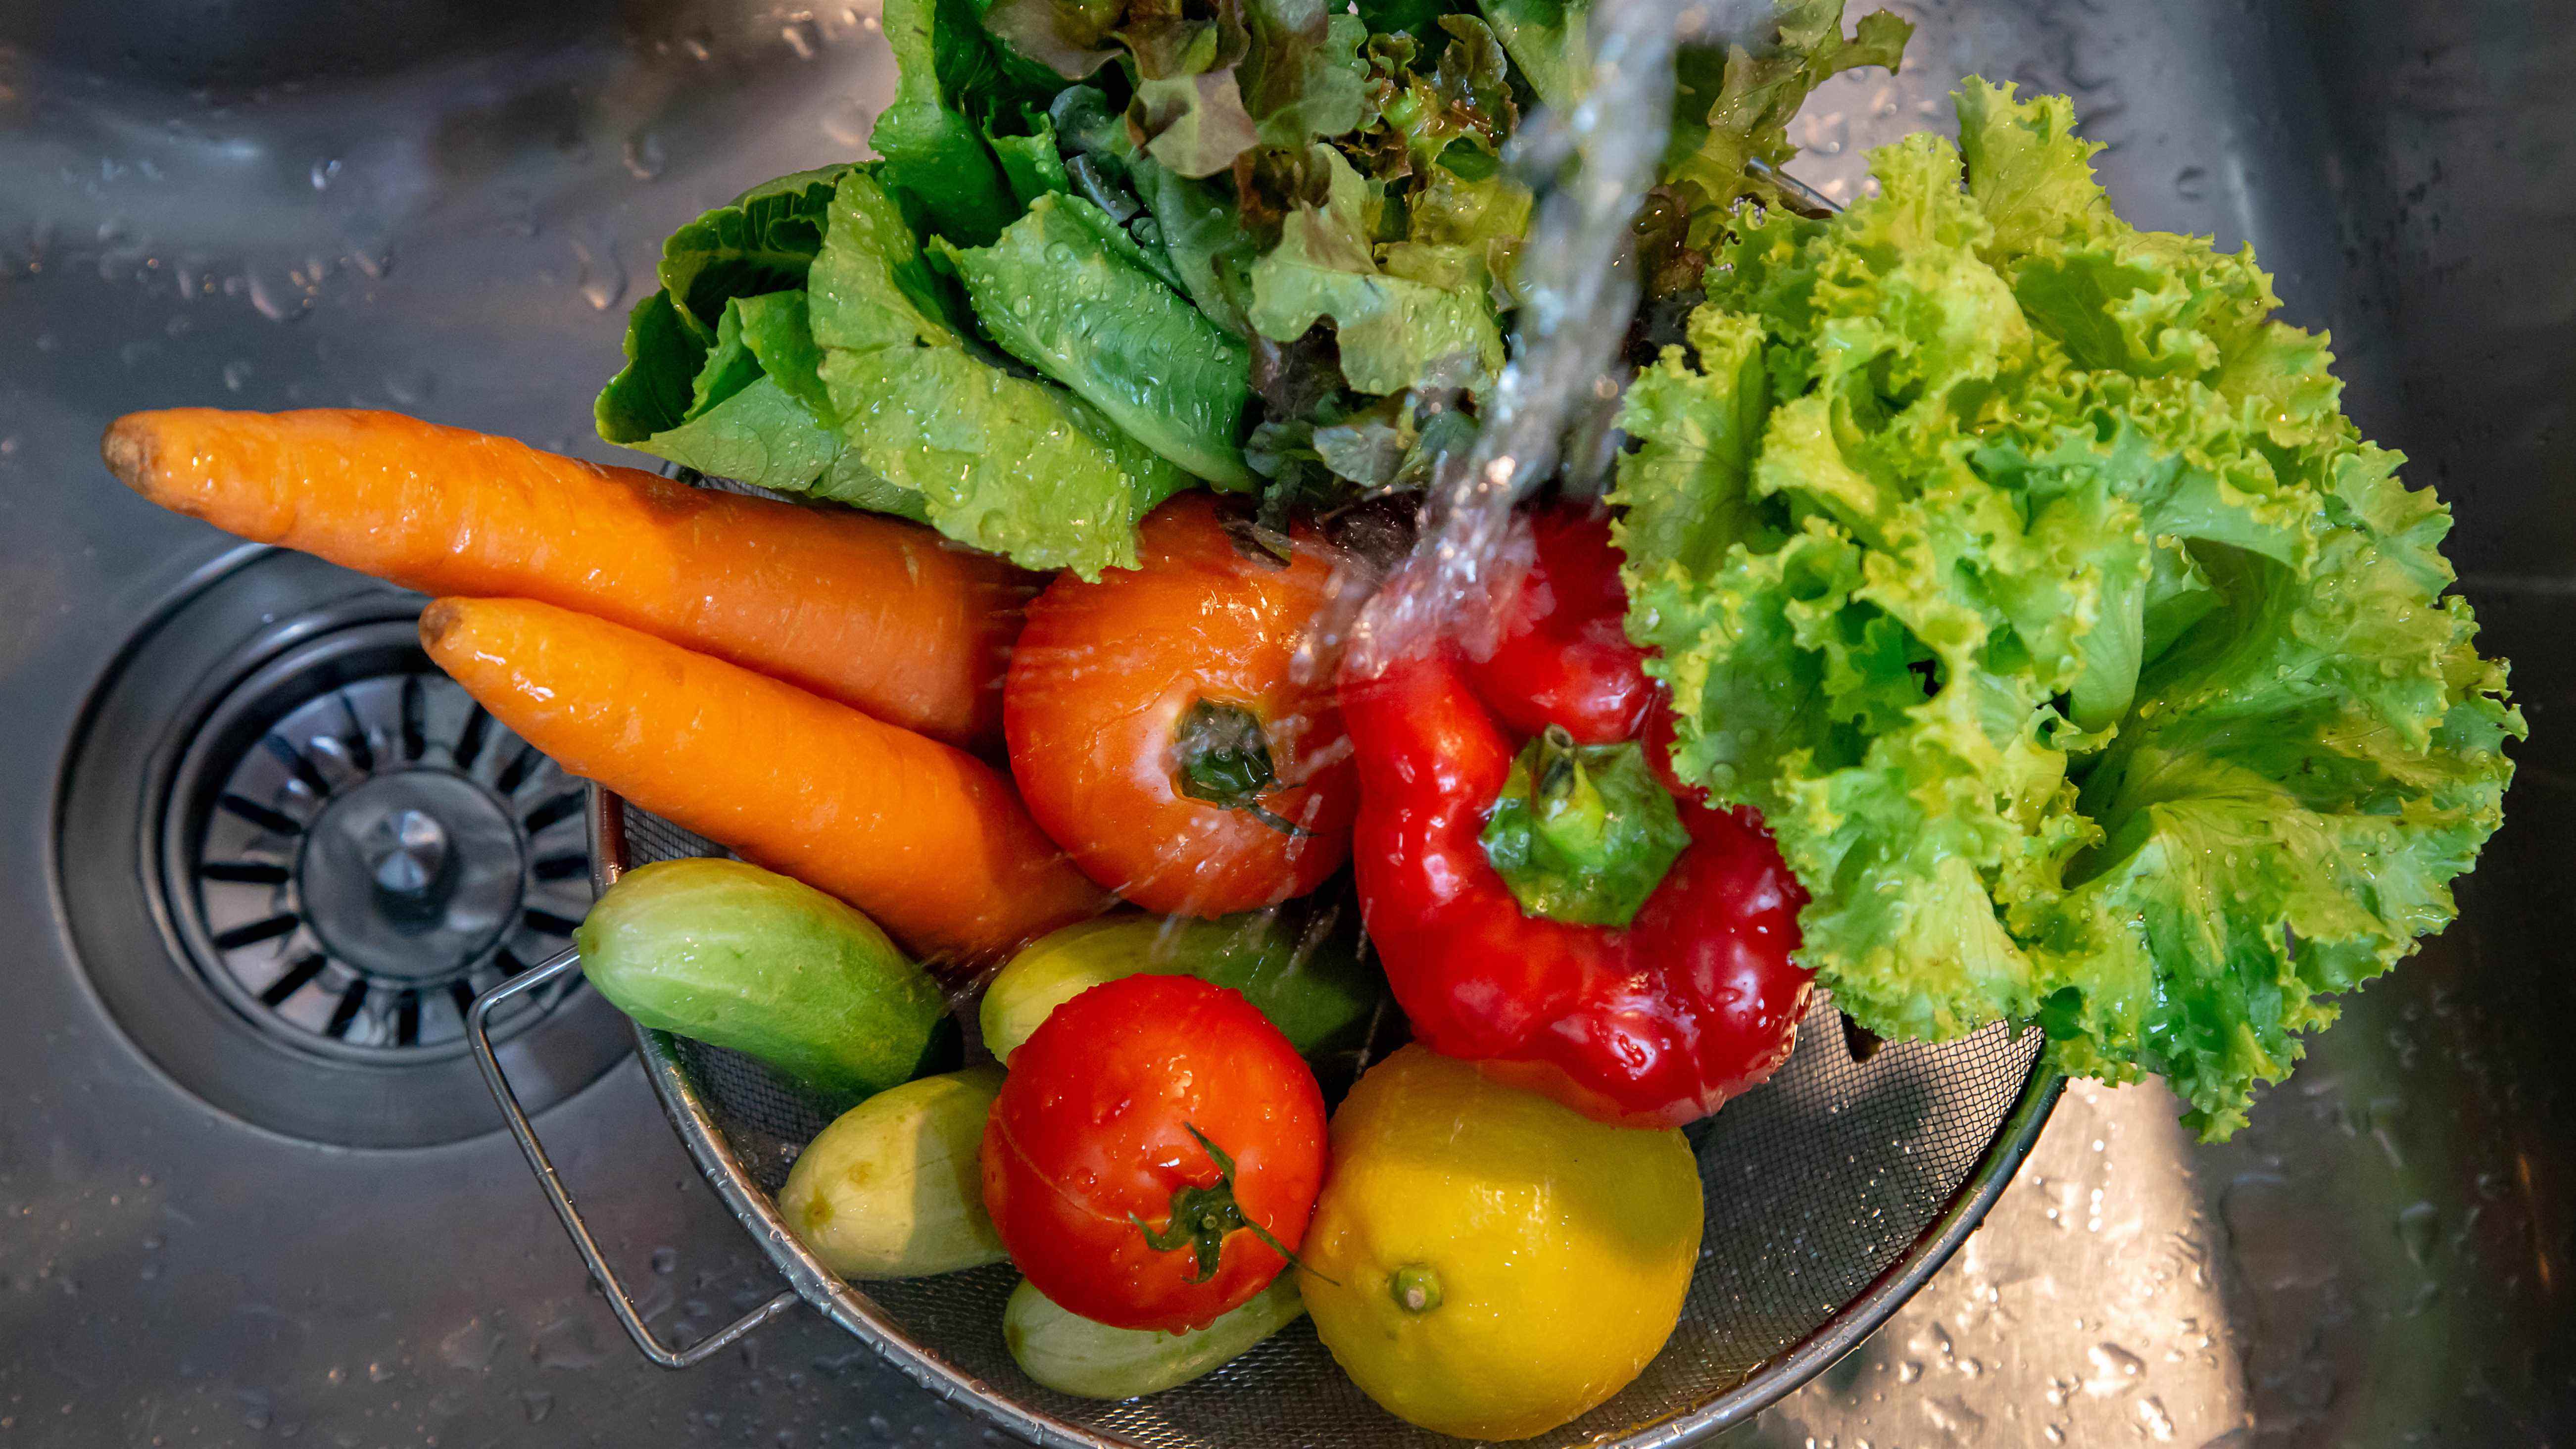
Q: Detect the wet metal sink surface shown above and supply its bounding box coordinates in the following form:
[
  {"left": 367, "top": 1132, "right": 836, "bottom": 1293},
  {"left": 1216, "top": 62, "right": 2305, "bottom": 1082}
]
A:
[{"left": 1, "top": 0, "right": 2569, "bottom": 1445}]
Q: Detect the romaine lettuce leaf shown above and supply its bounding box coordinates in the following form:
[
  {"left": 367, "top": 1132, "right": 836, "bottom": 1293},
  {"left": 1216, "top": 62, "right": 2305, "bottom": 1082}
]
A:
[
  {"left": 599, "top": 161, "right": 1195, "bottom": 572},
  {"left": 1614, "top": 80, "right": 2521, "bottom": 1138},
  {"left": 941, "top": 193, "right": 1257, "bottom": 486},
  {"left": 595, "top": 168, "right": 855, "bottom": 449},
  {"left": 595, "top": 290, "right": 704, "bottom": 445},
  {"left": 822, "top": 347, "right": 1190, "bottom": 572},
  {"left": 622, "top": 375, "right": 930, "bottom": 522},
  {"left": 656, "top": 167, "right": 851, "bottom": 342},
  {"left": 594, "top": 287, "right": 926, "bottom": 516},
  {"left": 874, "top": 0, "right": 1046, "bottom": 245},
  {"left": 1133, "top": 153, "right": 1264, "bottom": 334},
  {"left": 988, "top": 108, "right": 1072, "bottom": 205},
  {"left": 811, "top": 170, "right": 1192, "bottom": 576}
]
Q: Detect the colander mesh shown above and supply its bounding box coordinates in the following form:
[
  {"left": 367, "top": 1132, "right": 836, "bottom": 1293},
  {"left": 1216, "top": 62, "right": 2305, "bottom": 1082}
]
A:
[{"left": 616, "top": 804, "right": 2041, "bottom": 1448}]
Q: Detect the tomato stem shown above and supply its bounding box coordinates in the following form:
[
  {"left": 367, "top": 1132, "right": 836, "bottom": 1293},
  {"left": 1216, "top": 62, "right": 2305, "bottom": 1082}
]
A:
[
  {"left": 1172, "top": 700, "right": 1313, "bottom": 837},
  {"left": 1129, "top": 1123, "right": 1327, "bottom": 1284}
]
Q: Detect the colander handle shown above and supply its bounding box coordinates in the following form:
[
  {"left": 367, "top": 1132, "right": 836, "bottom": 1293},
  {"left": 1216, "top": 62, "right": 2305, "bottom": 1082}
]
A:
[{"left": 468, "top": 947, "right": 801, "bottom": 1369}]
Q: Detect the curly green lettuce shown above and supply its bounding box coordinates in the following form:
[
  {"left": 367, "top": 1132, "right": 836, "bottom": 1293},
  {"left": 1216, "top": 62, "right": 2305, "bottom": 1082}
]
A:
[
  {"left": 1664, "top": 0, "right": 1909, "bottom": 243},
  {"left": 1613, "top": 80, "right": 2521, "bottom": 1138}
]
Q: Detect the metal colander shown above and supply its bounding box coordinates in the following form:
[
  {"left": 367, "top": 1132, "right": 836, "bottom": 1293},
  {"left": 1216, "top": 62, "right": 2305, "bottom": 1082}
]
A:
[{"left": 470, "top": 787, "right": 2057, "bottom": 1449}]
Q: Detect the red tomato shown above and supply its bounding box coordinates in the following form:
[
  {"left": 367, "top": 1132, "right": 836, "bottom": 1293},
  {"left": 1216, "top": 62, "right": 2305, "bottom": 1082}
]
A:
[
  {"left": 1005, "top": 493, "right": 1358, "bottom": 917},
  {"left": 980, "top": 974, "right": 1327, "bottom": 1332}
]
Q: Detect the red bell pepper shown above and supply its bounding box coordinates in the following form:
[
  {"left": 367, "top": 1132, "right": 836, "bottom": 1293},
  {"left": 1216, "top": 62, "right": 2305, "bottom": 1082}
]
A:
[{"left": 1340, "top": 509, "right": 1814, "bottom": 1129}]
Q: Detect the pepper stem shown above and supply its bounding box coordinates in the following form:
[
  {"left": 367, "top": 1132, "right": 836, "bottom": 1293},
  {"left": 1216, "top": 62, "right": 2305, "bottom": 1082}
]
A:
[{"left": 1479, "top": 726, "right": 1691, "bottom": 929}]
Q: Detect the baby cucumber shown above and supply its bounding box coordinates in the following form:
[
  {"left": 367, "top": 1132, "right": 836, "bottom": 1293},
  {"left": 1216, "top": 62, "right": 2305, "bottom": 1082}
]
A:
[
  {"left": 576, "top": 858, "right": 947, "bottom": 1101},
  {"left": 782, "top": 1066, "right": 1008, "bottom": 1279},
  {"left": 980, "top": 912, "right": 1379, "bottom": 1066},
  {"left": 1004, "top": 1274, "right": 1304, "bottom": 1399}
]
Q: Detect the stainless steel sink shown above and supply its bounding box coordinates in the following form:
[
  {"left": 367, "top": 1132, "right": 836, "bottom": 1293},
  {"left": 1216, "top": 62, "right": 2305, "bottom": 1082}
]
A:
[{"left": 1, "top": 0, "right": 2566, "bottom": 1444}]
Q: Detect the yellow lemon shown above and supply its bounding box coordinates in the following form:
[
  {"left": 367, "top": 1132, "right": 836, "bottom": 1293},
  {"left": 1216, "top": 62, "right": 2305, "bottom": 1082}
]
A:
[{"left": 1297, "top": 1046, "right": 1703, "bottom": 1441}]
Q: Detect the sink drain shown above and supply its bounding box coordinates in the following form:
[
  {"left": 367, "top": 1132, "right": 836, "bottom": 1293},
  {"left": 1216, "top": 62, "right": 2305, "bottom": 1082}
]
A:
[
  {"left": 55, "top": 548, "right": 631, "bottom": 1148},
  {"left": 161, "top": 616, "right": 588, "bottom": 1058}
]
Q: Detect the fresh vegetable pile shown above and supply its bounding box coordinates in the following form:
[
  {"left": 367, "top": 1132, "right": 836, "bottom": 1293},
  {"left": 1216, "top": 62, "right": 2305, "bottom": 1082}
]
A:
[
  {"left": 586, "top": 0, "right": 1901, "bottom": 577},
  {"left": 99, "top": 0, "right": 2521, "bottom": 1435}
]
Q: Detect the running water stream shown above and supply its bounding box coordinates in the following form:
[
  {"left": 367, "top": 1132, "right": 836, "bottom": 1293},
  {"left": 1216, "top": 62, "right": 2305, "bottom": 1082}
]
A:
[{"left": 1345, "top": 0, "right": 1767, "bottom": 673}]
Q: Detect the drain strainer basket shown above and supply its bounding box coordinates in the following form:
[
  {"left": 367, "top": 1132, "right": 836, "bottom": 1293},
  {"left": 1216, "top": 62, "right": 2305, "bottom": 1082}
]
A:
[{"left": 475, "top": 787, "right": 2058, "bottom": 1449}]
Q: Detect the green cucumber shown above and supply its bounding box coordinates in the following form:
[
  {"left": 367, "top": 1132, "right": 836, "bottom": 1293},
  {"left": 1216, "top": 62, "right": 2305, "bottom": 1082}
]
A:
[
  {"left": 980, "top": 912, "right": 1379, "bottom": 1067},
  {"left": 576, "top": 858, "right": 946, "bottom": 1101},
  {"left": 782, "top": 1067, "right": 1008, "bottom": 1279},
  {"left": 1003, "top": 1275, "right": 1304, "bottom": 1399}
]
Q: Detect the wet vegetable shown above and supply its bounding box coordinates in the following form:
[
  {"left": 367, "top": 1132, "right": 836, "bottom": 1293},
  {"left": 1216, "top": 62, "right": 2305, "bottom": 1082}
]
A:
[
  {"left": 981, "top": 975, "right": 1326, "bottom": 1333},
  {"left": 1341, "top": 511, "right": 1812, "bottom": 1128},
  {"left": 1005, "top": 493, "right": 1358, "bottom": 916},
  {"left": 102, "top": 406, "right": 1030, "bottom": 749},
  {"left": 573, "top": 859, "right": 948, "bottom": 1100},
  {"left": 1617, "top": 81, "right": 2523, "bottom": 1137},
  {"left": 1003, "top": 1274, "right": 1305, "bottom": 1399},
  {"left": 1299, "top": 1046, "right": 1702, "bottom": 1440},
  {"left": 981, "top": 912, "right": 1379, "bottom": 1066},
  {"left": 783, "top": 1068, "right": 1010, "bottom": 1279},
  {"left": 425, "top": 599, "right": 1108, "bottom": 965},
  {"left": 942, "top": 193, "right": 1257, "bottom": 487}
]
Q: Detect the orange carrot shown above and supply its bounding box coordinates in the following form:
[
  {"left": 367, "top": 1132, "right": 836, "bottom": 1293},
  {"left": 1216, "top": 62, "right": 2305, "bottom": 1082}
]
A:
[
  {"left": 419, "top": 596, "right": 1107, "bottom": 964},
  {"left": 103, "top": 408, "right": 1031, "bottom": 748}
]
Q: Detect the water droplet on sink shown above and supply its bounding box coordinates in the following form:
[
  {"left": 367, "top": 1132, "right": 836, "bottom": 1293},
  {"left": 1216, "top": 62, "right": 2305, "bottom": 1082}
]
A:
[
  {"left": 310, "top": 159, "right": 340, "bottom": 191},
  {"left": 223, "top": 360, "right": 253, "bottom": 391},
  {"left": 2396, "top": 1200, "right": 2439, "bottom": 1266},
  {"left": 534, "top": 1314, "right": 604, "bottom": 1370},
  {"left": 570, "top": 238, "right": 626, "bottom": 312},
  {"left": 821, "top": 98, "right": 875, "bottom": 149},
  {"left": 1922, "top": 1396, "right": 1984, "bottom": 1439},
  {"left": 383, "top": 368, "right": 437, "bottom": 407},
  {"left": 245, "top": 272, "right": 298, "bottom": 323},
  {"left": 2084, "top": 1341, "right": 2143, "bottom": 1395},
  {"left": 438, "top": 1315, "right": 504, "bottom": 1372},
  {"left": 783, "top": 18, "right": 824, "bottom": 58},
  {"left": 2175, "top": 167, "right": 2209, "bottom": 202},
  {"left": 2136, "top": 1395, "right": 2175, "bottom": 1440},
  {"left": 651, "top": 1246, "right": 680, "bottom": 1275},
  {"left": 623, "top": 133, "right": 667, "bottom": 182}
]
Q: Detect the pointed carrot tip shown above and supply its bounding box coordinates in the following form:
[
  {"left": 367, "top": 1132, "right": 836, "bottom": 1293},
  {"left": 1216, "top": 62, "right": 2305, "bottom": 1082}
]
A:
[
  {"left": 100, "top": 414, "right": 156, "bottom": 494},
  {"left": 418, "top": 597, "right": 469, "bottom": 657}
]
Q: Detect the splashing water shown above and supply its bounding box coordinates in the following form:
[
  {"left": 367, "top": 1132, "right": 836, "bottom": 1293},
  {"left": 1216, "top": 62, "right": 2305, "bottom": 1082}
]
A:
[{"left": 1343, "top": 0, "right": 1772, "bottom": 677}]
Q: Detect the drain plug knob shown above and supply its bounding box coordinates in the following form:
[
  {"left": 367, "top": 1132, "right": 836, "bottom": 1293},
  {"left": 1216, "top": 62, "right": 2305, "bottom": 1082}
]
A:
[{"left": 367, "top": 808, "right": 450, "bottom": 899}]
